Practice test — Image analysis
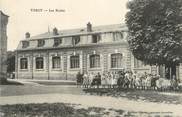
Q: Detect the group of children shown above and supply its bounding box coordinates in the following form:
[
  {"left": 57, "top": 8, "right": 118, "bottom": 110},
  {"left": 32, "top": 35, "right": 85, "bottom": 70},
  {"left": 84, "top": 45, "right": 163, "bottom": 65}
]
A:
[
  {"left": 76, "top": 70, "right": 143, "bottom": 88},
  {"left": 76, "top": 70, "right": 179, "bottom": 90}
]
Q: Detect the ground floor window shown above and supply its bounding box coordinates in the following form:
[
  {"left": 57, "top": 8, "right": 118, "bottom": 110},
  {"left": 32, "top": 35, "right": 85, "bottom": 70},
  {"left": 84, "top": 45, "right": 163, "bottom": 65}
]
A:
[
  {"left": 70, "top": 55, "right": 80, "bottom": 68},
  {"left": 52, "top": 56, "right": 61, "bottom": 69},
  {"left": 111, "top": 53, "right": 123, "bottom": 68},
  {"left": 36, "top": 57, "right": 44, "bottom": 69},
  {"left": 90, "top": 54, "right": 100, "bottom": 68},
  {"left": 20, "top": 58, "right": 28, "bottom": 69}
]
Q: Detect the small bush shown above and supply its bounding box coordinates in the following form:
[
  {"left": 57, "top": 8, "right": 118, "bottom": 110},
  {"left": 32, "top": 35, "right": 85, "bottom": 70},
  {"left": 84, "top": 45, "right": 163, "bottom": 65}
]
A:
[
  {"left": 0, "top": 78, "right": 7, "bottom": 85},
  {"left": 0, "top": 72, "right": 7, "bottom": 84}
]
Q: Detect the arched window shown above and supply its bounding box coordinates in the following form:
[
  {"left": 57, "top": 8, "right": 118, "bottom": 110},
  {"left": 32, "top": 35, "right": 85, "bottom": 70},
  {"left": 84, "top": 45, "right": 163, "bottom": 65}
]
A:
[
  {"left": 90, "top": 54, "right": 100, "bottom": 68},
  {"left": 70, "top": 55, "right": 80, "bottom": 68},
  {"left": 20, "top": 58, "right": 28, "bottom": 69},
  {"left": 111, "top": 53, "right": 123, "bottom": 68},
  {"left": 36, "top": 57, "right": 44, "bottom": 69},
  {"left": 52, "top": 56, "right": 61, "bottom": 69}
]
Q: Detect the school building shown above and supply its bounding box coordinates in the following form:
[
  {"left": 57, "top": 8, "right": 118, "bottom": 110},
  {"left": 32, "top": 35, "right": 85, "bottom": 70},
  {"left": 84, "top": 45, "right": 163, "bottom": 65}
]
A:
[{"left": 15, "top": 23, "right": 182, "bottom": 81}]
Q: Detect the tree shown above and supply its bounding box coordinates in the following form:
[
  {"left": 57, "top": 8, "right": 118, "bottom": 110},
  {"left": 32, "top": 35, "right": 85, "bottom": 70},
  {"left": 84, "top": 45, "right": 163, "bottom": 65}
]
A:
[
  {"left": 7, "top": 51, "right": 15, "bottom": 73},
  {"left": 125, "top": 0, "right": 182, "bottom": 79}
]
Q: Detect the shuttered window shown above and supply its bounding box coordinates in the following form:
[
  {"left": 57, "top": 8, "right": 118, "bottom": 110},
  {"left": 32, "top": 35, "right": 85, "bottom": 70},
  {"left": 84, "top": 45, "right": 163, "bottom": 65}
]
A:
[
  {"left": 90, "top": 55, "right": 100, "bottom": 68},
  {"left": 70, "top": 55, "right": 80, "bottom": 68},
  {"left": 20, "top": 58, "right": 28, "bottom": 69},
  {"left": 52, "top": 56, "right": 61, "bottom": 69},
  {"left": 111, "top": 53, "right": 123, "bottom": 68},
  {"left": 36, "top": 57, "right": 44, "bottom": 69}
]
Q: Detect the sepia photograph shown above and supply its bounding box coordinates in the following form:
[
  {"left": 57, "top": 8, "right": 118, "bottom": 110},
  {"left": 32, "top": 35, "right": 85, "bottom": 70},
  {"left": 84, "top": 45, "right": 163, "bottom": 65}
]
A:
[{"left": 0, "top": 0, "right": 182, "bottom": 116}]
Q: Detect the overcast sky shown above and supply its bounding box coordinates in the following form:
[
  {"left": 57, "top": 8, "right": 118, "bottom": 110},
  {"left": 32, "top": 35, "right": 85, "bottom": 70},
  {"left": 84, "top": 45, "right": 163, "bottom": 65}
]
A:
[{"left": 1, "top": 0, "right": 128, "bottom": 51}]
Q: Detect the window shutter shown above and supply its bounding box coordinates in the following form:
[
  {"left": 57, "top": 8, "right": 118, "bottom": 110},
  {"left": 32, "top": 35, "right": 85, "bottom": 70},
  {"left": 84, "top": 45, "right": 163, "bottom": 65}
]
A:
[
  {"left": 67, "top": 55, "right": 70, "bottom": 71},
  {"left": 87, "top": 54, "right": 90, "bottom": 69},
  {"left": 60, "top": 55, "right": 63, "bottom": 70},
  {"left": 33, "top": 57, "right": 36, "bottom": 70},
  {"left": 80, "top": 54, "right": 82, "bottom": 69},
  {"left": 50, "top": 55, "right": 53, "bottom": 70},
  {"left": 43, "top": 56, "right": 46, "bottom": 70},
  {"left": 18, "top": 58, "right": 20, "bottom": 70},
  {"left": 108, "top": 54, "right": 111, "bottom": 71},
  {"left": 100, "top": 54, "right": 104, "bottom": 72},
  {"left": 27, "top": 57, "right": 29, "bottom": 70}
]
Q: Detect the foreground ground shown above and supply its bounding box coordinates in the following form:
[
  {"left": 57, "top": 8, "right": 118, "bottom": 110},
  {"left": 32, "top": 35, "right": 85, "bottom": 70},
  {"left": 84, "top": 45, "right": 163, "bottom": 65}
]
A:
[
  {"left": 0, "top": 102, "right": 174, "bottom": 117},
  {"left": 0, "top": 80, "right": 182, "bottom": 116},
  {"left": 84, "top": 88, "right": 182, "bottom": 105},
  {"left": 1, "top": 93, "right": 181, "bottom": 116}
]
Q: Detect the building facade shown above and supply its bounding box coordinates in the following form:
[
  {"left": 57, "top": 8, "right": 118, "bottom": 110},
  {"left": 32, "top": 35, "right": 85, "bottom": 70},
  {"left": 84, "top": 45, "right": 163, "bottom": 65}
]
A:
[
  {"left": 15, "top": 23, "right": 182, "bottom": 81},
  {"left": 0, "top": 11, "right": 9, "bottom": 78}
]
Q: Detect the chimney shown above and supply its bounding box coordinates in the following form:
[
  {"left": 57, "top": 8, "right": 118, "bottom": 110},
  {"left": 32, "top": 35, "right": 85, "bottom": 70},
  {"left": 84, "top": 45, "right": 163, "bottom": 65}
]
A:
[
  {"left": 87, "top": 22, "right": 92, "bottom": 32},
  {"left": 25, "top": 32, "right": 30, "bottom": 39},
  {"left": 53, "top": 27, "right": 59, "bottom": 35}
]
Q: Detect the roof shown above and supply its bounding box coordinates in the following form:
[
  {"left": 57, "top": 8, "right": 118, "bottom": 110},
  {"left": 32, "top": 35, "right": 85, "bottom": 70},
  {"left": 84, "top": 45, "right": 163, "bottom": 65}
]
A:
[{"left": 27, "top": 23, "right": 128, "bottom": 40}]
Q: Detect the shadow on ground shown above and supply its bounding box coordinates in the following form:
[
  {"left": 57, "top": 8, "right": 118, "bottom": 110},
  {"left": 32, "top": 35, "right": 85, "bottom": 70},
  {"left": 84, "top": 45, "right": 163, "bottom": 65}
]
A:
[
  {"left": 0, "top": 103, "right": 174, "bottom": 117},
  {"left": 83, "top": 88, "right": 182, "bottom": 105},
  {"left": 0, "top": 78, "right": 23, "bottom": 85}
]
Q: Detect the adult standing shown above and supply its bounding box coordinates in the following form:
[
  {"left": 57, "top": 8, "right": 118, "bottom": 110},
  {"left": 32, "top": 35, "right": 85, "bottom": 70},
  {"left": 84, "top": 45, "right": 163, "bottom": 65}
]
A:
[{"left": 76, "top": 71, "right": 83, "bottom": 87}]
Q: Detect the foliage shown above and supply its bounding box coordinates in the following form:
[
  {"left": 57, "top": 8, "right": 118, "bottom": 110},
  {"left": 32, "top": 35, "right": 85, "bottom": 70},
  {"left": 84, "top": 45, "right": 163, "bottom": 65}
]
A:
[
  {"left": 125, "top": 0, "right": 182, "bottom": 66},
  {"left": 7, "top": 51, "right": 15, "bottom": 73}
]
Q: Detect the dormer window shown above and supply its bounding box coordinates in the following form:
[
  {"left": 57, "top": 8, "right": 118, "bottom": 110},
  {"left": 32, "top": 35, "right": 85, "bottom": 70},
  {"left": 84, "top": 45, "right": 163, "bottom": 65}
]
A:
[
  {"left": 72, "top": 36, "right": 80, "bottom": 45},
  {"left": 37, "top": 40, "right": 45, "bottom": 47},
  {"left": 53, "top": 38, "right": 62, "bottom": 47},
  {"left": 92, "top": 34, "right": 101, "bottom": 43},
  {"left": 113, "top": 32, "right": 123, "bottom": 41},
  {"left": 22, "top": 41, "right": 29, "bottom": 48}
]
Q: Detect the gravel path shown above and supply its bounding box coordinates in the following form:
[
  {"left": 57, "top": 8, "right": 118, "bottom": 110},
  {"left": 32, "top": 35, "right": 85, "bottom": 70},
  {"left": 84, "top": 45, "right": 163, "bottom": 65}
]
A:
[{"left": 0, "top": 93, "right": 182, "bottom": 116}]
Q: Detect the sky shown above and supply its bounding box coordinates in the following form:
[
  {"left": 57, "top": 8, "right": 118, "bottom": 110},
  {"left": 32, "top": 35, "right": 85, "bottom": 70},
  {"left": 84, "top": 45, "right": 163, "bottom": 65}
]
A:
[{"left": 1, "top": 0, "right": 128, "bottom": 51}]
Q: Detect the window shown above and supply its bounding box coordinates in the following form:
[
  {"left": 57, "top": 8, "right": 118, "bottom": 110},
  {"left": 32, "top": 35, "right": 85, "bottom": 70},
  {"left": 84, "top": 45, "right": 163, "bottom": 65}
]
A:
[
  {"left": 53, "top": 38, "right": 62, "bottom": 47},
  {"left": 22, "top": 41, "right": 29, "bottom": 48},
  {"left": 111, "top": 53, "right": 123, "bottom": 68},
  {"left": 72, "top": 36, "right": 80, "bottom": 45},
  {"left": 134, "top": 58, "right": 145, "bottom": 68},
  {"left": 90, "top": 55, "right": 100, "bottom": 68},
  {"left": 20, "top": 58, "right": 28, "bottom": 69},
  {"left": 113, "top": 32, "right": 123, "bottom": 41},
  {"left": 36, "top": 57, "right": 44, "bottom": 69},
  {"left": 92, "top": 34, "right": 101, "bottom": 43},
  {"left": 37, "top": 40, "right": 45, "bottom": 47},
  {"left": 52, "top": 56, "right": 61, "bottom": 69},
  {"left": 70, "top": 55, "right": 80, "bottom": 68}
]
